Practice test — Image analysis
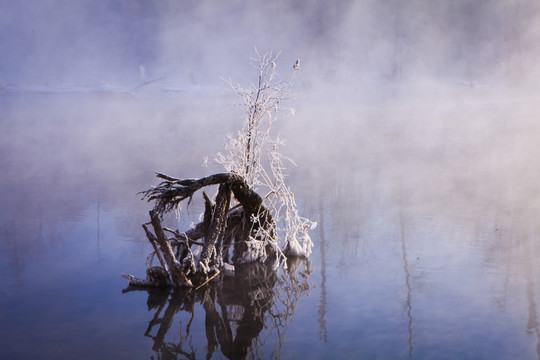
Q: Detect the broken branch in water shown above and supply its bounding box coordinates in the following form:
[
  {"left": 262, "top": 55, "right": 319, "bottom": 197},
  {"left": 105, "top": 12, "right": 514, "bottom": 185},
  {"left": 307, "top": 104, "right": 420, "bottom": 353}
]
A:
[{"left": 124, "top": 172, "right": 280, "bottom": 287}]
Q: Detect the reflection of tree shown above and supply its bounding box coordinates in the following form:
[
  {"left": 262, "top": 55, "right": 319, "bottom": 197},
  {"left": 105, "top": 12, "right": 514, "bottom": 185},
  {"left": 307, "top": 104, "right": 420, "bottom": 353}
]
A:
[
  {"left": 526, "top": 273, "right": 540, "bottom": 359},
  {"left": 318, "top": 197, "right": 328, "bottom": 343},
  {"left": 522, "top": 235, "right": 540, "bottom": 360},
  {"left": 484, "top": 208, "right": 540, "bottom": 359},
  {"left": 399, "top": 209, "right": 413, "bottom": 358},
  {"left": 123, "top": 258, "right": 312, "bottom": 360}
]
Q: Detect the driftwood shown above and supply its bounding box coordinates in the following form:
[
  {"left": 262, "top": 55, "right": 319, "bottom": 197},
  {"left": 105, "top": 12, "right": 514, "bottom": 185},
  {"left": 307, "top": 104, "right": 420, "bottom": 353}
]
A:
[{"left": 122, "top": 172, "right": 279, "bottom": 287}]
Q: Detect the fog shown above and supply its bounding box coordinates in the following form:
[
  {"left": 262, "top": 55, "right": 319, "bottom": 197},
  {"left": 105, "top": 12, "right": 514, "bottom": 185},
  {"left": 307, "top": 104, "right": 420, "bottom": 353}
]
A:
[
  {"left": 3, "top": 1, "right": 540, "bottom": 358},
  {"left": 2, "top": 0, "right": 540, "bottom": 306},
  {"left": 3, "top": 1, "right": 540, "bottom": 86},
  {"left": 3, "top": 0, "right": 540, "bottom": 180}
]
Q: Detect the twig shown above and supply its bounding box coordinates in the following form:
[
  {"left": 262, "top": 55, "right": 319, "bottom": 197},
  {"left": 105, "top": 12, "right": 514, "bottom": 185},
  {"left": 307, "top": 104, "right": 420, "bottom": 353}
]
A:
[{"left": 194, "top": 271, "right": 220, "bottom": 291}]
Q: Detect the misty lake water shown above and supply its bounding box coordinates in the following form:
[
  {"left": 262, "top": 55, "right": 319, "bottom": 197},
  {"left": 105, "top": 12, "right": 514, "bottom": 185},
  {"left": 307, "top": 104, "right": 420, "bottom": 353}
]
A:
[{"left": 2, "top": 88, "right": 540, "bottom": 359}]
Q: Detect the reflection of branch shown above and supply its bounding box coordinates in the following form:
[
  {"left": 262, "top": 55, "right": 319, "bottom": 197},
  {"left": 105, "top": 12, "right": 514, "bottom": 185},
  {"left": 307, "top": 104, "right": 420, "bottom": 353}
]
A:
[
  {"left": 147, "top": 288, "right": 187, "bottom": 351},
  {"left": 124, "top": 259, "right": 313, "bottom": 359},
  {"left": 144, "top": 299, "right": 166, "bottom": 338},
  {"left": 177, "top": 317, "right": 196, "bottom": 360},
  {"left": 263, "top": 257, "right": 313, "bottom": 358}
]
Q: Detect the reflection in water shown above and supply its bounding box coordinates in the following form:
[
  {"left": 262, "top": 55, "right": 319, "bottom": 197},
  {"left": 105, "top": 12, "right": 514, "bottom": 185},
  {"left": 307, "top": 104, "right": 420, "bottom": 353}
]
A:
[
  {"left": 96, "top": 201, "right": 101, "bottom": 256},
  {"left": 123, "top": 258, "right": 312, "bottom": 359},
  {"left": 5, "top": 93, "right": 540, "bottom": 358},
  {"left": 318, "top": 198, "right": 328, "bottom": 343},
  {"left": 524, "top": 237, "right": 540, "bottom": 360},
  {"left": 526, "top": 273, "right": 540, "bottom": 359},
  {"left": 399, "top": 210, "right": 414, "bottom": 358}
]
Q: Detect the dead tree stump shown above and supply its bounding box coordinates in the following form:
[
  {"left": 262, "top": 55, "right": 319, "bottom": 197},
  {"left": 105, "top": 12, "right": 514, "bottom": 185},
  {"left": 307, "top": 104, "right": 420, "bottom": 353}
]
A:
[{"left": 123, "top": 172, "right": 279, "bottom": 287}]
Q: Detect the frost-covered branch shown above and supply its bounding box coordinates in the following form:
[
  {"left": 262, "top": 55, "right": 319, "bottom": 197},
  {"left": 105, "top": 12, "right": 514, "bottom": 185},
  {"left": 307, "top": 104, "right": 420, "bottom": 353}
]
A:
[{"left": 217, "top": 50, "right": 316, "bottom": 258}]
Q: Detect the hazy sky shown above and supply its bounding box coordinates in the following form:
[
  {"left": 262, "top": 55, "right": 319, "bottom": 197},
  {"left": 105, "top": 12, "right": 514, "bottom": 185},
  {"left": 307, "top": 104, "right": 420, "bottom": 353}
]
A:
[{"left": 1, "top": 0, "right": 539, "bottom": 88}]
